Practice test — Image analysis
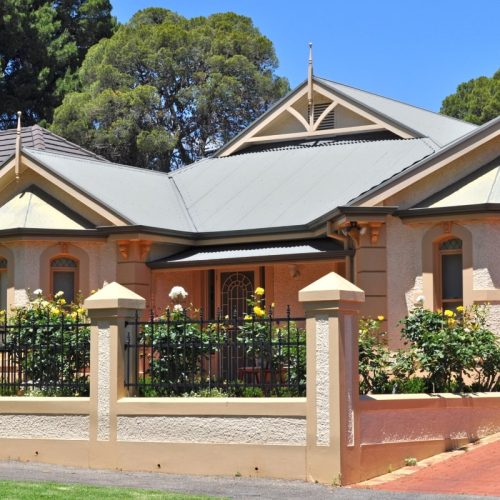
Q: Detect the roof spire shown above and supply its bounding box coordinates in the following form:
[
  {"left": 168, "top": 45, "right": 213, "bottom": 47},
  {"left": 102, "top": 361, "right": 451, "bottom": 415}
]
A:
[
  {"left": 15, "top": 111, "right": 22, "bottom": 181},
  {"left": 308, "top": 43, "right": 314, "bottom": 129}
]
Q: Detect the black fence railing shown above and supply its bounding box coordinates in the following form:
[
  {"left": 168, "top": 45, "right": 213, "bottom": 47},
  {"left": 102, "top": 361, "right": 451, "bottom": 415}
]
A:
[
  {"left": 0, "top": 314, "right": 91, "bottom": 396},
  {"left": 125, "top": 308, "right": 306, "bottom": 397}
]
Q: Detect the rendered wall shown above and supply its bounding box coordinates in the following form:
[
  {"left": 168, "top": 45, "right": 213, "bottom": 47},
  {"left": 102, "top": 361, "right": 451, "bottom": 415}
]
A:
[{"left": 357, "top": 393, "right": 500, "bottom": 481}]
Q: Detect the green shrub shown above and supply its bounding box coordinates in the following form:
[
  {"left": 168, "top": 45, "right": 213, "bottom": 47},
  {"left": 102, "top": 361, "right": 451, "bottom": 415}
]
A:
[
  {"left": 359, "top": 305, "right": 500, "bottom": 394},
  {"left": 2, "top": 290, "right": 90, "bottom": 396}
]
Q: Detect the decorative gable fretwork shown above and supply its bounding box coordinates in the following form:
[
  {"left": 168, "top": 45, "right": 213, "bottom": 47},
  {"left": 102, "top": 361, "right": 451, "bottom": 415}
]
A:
[{"left": 218, "top": 82, "right": 415, "bottom": 157}]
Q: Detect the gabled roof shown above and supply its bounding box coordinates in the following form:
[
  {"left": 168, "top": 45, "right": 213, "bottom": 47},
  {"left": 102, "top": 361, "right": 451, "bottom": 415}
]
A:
[
  {"left": 316, "top": 78, "right": 477, "bottom": 147},
  {"left": 18, "top": 138, "right": 434, "bottom": 235},
  {"left": 23, "top": 148, "right": 196, "bottom": 233},
  {"left": 0, "top": 125, "right": 109, "bottom": 166},
  {"left": 0, "top": 76, "right": 493, "bottom": 239},
  {"left": 215, "top": 76, "right": 477, "bottom": 157}
]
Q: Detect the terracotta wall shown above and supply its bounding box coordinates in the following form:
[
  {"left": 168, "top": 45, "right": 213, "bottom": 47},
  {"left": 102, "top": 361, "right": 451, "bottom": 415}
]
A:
[
  {"left": 152, "top": 269, "right": 204, "bottom": 315},
  {"left": 270, "top": 261, "right": 343, "bottom": 317},
  {"left": 151, "top": 260, "right": 345, "bottom": 319}
]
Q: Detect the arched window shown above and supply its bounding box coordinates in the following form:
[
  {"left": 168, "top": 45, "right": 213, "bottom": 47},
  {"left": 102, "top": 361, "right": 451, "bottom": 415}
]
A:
[
  {"left": 437, "top": 238, "right": 463, "bottom": 311},
  {"left": 220, "top": 271, "right": 255, "bottom": 318},
  {"left": 51, "top": 257, "right": 79, "bottom": 303},
  {"left": 0, "top": 257, "right": 7, "bottom": 310}
]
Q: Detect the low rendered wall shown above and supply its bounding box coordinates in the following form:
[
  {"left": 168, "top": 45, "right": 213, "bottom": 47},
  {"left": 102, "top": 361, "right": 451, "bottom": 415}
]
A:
[
  {"left": 0, "top": 396, "right": 307, "bottom": 480},
  {"left": 357, "top": 393, "right": 500, "bottom": 481}
]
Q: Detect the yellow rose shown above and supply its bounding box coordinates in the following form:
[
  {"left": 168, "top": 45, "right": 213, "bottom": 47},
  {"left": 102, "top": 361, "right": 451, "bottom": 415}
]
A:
[
  {"left": 253, "top": 306, "right": 265, "bottom": 317},
  {"left": 456, "top": 306, "right": 464, "bottom": 313},
  {"left": 77, "top": 307, "right": 85, "bottom": 315},
  {"left": 244, "top": 314, "right": 252, "bottom": 321},
  {"left": 447, "top": 318, "right": 456, "bottom": 326},
  {"left": 377, "top": 315, "right": 385, "bottom": 321},
  {"left": 51, "top": 307, "right": 61, "bottom": 315},
  {"left": 444, "top": 310, "right": 454, "bottom": 317},
  {"left": 58, "top": 298, "right": 66, "bottom": 305},
  {"left": 254, "top": 287, "right": 265, "bottom": 296}
]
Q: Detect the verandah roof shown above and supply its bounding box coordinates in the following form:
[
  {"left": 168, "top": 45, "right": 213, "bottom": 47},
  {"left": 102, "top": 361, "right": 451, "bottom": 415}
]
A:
[{"left": 148, "top": 239, "right": 350, "bottom": 269}]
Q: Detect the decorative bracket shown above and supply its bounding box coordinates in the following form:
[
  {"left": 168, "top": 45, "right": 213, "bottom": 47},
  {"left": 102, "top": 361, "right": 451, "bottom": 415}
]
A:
[
  {"left": 369, "top": 223, "right": 383, "bottom": 245},
  {"left": 117, "top": 240, "right": 130, "bottom": 260},
  {"left": 139, "top": 240, "right": 152, "bottom": 261}
]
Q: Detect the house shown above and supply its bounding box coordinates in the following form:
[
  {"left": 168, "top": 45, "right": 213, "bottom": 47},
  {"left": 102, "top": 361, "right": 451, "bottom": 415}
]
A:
[{"left": 0, "top": 66, "right": 498, "bottom": 347}]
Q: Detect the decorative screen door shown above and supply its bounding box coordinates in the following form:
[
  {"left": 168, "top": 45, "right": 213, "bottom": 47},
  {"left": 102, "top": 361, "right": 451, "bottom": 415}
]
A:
[
  {"left": 217, "top": 271, "right": 255, "bottom": 380},
  {"left": 220, "top": 271, "right": 255, "bottom": 318}
]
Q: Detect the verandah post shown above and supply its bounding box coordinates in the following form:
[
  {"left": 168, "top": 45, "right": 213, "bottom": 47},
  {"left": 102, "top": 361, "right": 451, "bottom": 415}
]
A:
[
  {"left": 84, "top": 282, "right": 146, "bottom": 465},
  {"left": 299, "top": 272, "right": 364, "bottom": 485}
]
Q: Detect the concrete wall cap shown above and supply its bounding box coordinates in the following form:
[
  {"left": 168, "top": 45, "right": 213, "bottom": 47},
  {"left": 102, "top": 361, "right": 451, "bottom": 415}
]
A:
[
  {"left": 298, "top": 272, "right": 365, "bottom": 303},
  {"left": 84, "top": 281, "right": 146, "bottom": 310}
]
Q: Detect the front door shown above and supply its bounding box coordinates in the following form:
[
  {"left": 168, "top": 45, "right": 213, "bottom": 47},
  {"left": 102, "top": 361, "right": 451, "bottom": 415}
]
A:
[{"left": 218, "top": 270, "right": 255, "bottom": 381}]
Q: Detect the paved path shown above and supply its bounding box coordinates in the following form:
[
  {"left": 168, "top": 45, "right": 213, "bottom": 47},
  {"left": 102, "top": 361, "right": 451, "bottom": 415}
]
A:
[
  {"left": 0, "top": 460, "right": 488, "bottom": 499},
  {"left": 355, "top": 436, "right": 500, "bottom": 497}
]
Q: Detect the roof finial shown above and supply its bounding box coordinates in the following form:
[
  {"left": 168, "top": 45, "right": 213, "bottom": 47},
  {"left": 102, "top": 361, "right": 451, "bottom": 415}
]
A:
[
  {"left": 308, "top": 43, "right": 314, "bottom": 129},
  {"left": 15, "top": 111, "right": 22, "bottom": 181}
]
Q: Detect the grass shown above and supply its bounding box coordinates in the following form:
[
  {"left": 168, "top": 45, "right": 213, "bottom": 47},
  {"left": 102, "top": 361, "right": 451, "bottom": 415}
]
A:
[{"left": 0, "top": 481, "right": 222, "bottom": 499}]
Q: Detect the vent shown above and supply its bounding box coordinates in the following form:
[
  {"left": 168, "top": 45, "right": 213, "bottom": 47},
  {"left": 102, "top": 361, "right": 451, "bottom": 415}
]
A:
[{"left": 309, "top": 103, "right": 335, "bottom": 130}]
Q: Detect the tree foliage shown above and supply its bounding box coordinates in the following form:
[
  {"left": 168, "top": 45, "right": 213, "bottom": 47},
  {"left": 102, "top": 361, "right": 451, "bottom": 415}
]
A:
[
  {"left": 50, "top": 8, "right": 289, "bottom": 171},
  {"left": 0, "top": 0, "right": 115, "bottom": 128},
  {"left": 440, "top": 69, "right": 500, "bottom": 125}
]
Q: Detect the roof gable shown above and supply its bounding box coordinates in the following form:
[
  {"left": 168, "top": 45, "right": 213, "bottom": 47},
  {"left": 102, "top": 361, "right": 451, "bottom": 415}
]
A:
[
  {"left": 215, "top": 76, "right": 477, "bottom": 157},
  {"left": 216, "top": 78, "right": 421, "bottom": 157},
  {"left": 0, "top": 186, "right": 92, "bottom": 230}
]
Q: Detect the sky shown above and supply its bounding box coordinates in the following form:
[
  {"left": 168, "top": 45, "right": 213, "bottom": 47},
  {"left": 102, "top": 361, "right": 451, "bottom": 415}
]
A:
[{"left": 112, "top": 1, "right": 500, "bottom": 112}]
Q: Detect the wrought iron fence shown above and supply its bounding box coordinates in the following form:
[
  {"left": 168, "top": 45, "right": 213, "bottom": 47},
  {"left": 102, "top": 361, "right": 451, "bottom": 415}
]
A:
[
  {"left": 125, "top": 308, "right": 306, "bottom": 397},
  {"left": 0, "top": 313, "right": 90, "bottom": 396}
]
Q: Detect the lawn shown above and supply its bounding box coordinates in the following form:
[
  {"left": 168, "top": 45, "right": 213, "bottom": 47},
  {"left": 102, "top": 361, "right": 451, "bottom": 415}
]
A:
[{"left": 0, "top": 481, "right": 222, "bottom": 499}]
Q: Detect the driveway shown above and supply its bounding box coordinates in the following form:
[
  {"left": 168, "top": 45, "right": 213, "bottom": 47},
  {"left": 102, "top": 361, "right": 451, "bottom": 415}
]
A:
[
  {"left": 0, "top": 460, "right": 489, "bottom": 500},
  {"left": 354, "top": 434, "right": 500, "bottom": 497}
]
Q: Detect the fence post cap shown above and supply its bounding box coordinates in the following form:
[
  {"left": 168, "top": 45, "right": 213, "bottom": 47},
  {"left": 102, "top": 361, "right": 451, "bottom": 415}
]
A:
[
  {"left": 298, "top": 272, "right": 365, "bottom": 303},
  {"left": 83, "top": 282, "right": 146, "bottom": 311}
]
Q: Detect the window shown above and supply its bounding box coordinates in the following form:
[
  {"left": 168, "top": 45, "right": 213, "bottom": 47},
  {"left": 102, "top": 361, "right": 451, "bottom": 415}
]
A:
[
  {"left": 0, "top": 258, "right": 7, "bottom": 311},
  {"left": 51, "top": 257, "right": 78, "bottom": 303},
  {"left": 438, "top": 238, "right": 463, "bottom": 311}
]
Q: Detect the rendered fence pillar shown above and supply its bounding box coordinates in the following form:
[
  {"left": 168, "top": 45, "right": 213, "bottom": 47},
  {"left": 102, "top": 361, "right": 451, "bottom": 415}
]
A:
[
  {"left": 84, "top": 282, "right": 145, "bottom": 464},
  {"left": 299, "top": 272, "right": 364, "bottom": 485}
]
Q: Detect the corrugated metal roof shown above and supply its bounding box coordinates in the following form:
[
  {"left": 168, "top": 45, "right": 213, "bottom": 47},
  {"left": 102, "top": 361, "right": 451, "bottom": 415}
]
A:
[
  {"left": 316, "top": 78, "right": 477, "bottom": 147},
  {"left": 24, "top": 148, "right": 196, "bottom": 232},
  {"left": 170, "top": 138, "right": 436, "bottom": 232},
  {"left": 24, "top": 138, "right": 435, "bottom": 233},
  {"left": 0, "top": 125, "right": 109, "bottom": 166},
  {"left": 149, "top": 239, "right": 345, "bottom": 268}
]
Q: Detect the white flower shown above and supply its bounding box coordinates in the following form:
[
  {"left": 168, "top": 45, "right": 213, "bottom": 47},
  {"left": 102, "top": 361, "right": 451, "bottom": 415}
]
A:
[
  {"left": 33, "top": 289, "right": 43, "bottom": 296},
  {"left": 173, "top": 304, "right": 184, "bottom": 313},
  {"left": 54, "top": 291, "right": 64, "bottom": 298},
  {"left": 415, "top": 295, "right": 425, "bottom": 304},
  {"left": 169, "top": 286, "right": 188, "bottom": 301}
]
